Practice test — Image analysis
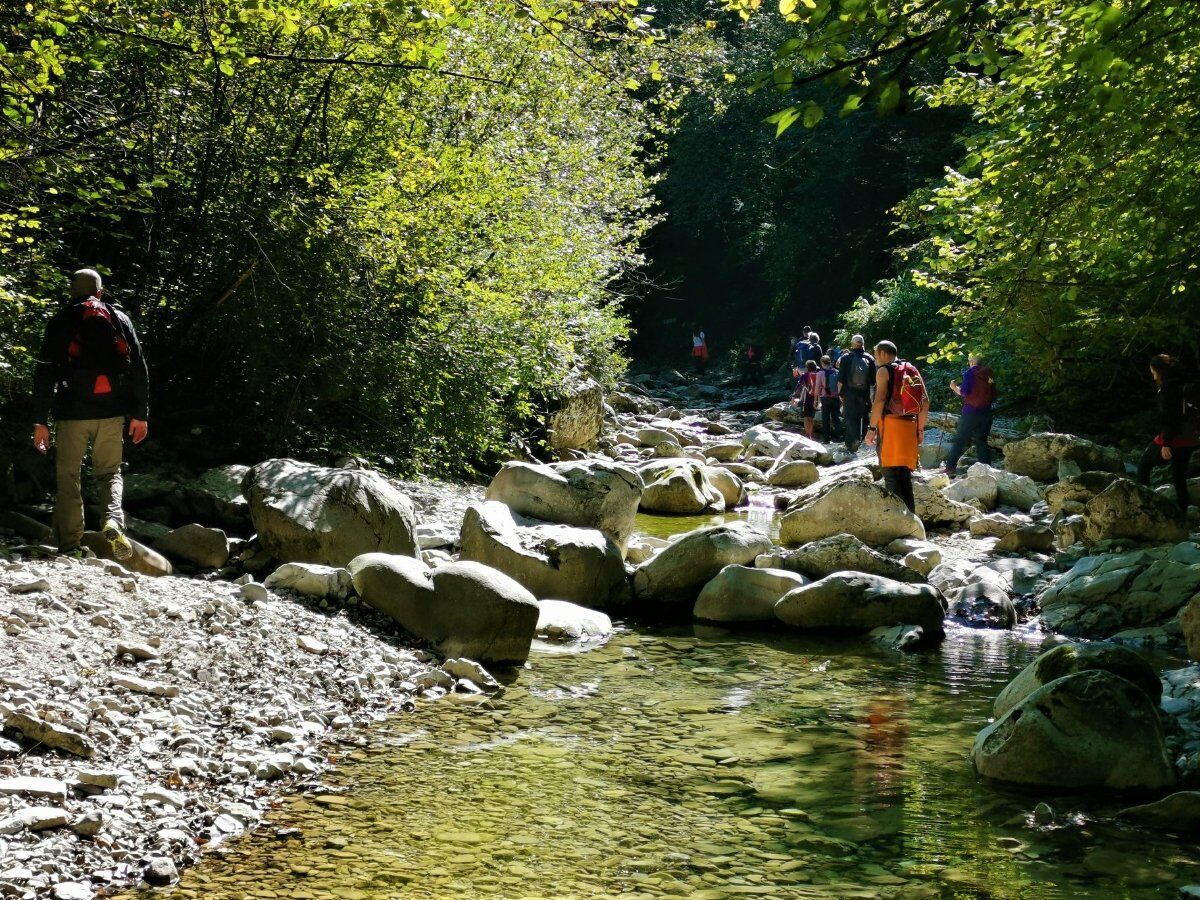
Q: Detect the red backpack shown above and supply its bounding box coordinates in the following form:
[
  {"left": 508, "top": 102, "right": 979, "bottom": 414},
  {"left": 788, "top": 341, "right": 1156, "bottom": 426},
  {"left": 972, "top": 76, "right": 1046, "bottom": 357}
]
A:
[
  {"left": 964, "top": 365, "right": 998, "bottom": 408},
  {"left": 65, "top": 297, "right": 131, "bottom": 396},
  {"left": 884, "top": 360, "right": 926, "bottom": 417}
]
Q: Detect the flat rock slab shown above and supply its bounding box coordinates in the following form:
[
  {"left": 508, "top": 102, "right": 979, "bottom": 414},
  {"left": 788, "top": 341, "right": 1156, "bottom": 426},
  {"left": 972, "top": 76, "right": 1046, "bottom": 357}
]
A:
[{"left": 0, "top": 776, "right": 68, "bottom": 800}]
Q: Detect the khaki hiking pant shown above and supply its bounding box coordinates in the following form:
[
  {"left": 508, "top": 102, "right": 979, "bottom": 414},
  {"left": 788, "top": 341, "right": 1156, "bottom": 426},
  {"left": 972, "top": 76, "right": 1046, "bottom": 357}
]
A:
[{"left": 53, "top": 417, "right": 125, "bottom": 551}]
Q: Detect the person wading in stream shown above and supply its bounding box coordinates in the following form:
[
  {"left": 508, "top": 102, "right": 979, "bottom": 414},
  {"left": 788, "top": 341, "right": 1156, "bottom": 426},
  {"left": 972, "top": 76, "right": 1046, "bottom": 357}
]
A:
[
  {"left": 866, "top": 340, "right": 928, "bottom": 513},
  {"left": 32, "top": 269, "right": 149, "bottom": 559},
  {"left": 1138, "top": 354, "right": 1200, "bottom": 513}
]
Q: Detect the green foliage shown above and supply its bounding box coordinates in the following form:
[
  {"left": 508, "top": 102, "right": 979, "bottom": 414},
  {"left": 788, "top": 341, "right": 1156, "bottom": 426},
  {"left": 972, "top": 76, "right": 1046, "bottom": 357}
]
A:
[
  {"left": 0, "top": 0, "right": 680, "bottom": 474},
  {"left": 633, "top": 8, "right": 961, "bottom": 363},
  {"left": 743, "top": 0, "right": 1200, "bottom": 423}
]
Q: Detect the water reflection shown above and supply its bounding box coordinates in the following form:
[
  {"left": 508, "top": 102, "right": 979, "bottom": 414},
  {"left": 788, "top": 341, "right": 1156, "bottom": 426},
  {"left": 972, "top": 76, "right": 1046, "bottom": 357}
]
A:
[{"left": 143, "top": 623, "right": 1200, "bottom": 900}]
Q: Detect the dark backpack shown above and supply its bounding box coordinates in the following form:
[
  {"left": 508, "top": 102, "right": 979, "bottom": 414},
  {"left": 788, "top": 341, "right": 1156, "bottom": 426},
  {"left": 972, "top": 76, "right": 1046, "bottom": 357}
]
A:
[
  {"left": 847, "top": 353, "right": 872, "bottom": 391},
  {"left": 65, "top": 298, "right": 131, "bottom": 397},
  {"left": 1182, "top": 382, "right": 1200, "bottom": 440}
]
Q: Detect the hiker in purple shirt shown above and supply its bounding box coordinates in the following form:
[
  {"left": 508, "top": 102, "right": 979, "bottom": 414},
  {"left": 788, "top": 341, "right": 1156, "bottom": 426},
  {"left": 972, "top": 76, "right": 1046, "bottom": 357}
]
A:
[{"left": 944, "top": 353, "right": 997, "bottom": 474}]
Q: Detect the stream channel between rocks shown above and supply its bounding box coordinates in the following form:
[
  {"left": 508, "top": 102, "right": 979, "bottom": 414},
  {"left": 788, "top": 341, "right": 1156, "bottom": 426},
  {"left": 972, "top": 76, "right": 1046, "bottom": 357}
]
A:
[{"left": 135, "top": 509, "right": 1198, "bottom": 900}]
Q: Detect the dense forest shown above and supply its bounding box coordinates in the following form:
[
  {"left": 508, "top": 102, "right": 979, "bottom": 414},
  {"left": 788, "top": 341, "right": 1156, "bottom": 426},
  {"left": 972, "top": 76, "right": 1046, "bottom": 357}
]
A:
[{"left": 4, "top": 0, "right": 1200, "bottom": 475}]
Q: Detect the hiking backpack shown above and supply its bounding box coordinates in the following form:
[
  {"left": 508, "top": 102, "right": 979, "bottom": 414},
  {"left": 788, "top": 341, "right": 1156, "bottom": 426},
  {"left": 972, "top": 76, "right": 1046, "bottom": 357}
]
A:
[
  {"left": 884, "top": 360, "right": 927, "bottom": 417},
  {"left": 963, "top": 365, "right": 998, "bottom": 408},
  {"left": 65, "top": 298, "right": 131, "bottom": 397},
  {"left": 847, "top": 353, "right": 872, "bottom": 391},
  {"left": 822, "top": 365, "right": 839, "bottom": 397}
]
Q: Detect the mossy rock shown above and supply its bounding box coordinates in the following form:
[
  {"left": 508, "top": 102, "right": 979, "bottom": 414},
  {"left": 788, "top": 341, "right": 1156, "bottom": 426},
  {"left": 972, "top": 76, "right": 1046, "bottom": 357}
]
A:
[{"left": 994, "top": 642, "right": 1161, "bottom": 718}]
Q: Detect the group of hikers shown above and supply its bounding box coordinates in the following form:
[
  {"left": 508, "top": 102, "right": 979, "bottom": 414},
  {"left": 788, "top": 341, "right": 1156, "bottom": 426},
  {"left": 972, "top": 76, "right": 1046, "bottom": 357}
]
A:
[
  {"left": 784, "top": 328, "right": 995, "bottom": 512},
  {"left": 19, "top": 273, "right": 1200, "bottom": 559}
]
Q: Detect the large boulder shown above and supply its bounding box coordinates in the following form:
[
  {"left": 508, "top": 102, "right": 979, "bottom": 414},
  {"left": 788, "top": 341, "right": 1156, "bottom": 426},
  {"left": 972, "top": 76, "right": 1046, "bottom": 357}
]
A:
[
  {"left": 776, "top": 533, "right": 924, "bottom": 584},
  {"left": 350, "top": 554, "right": 538, "bottom": 665},
  {"left": 766, "top": 459, "right": 820, "bottom": 488},
  {"left": 632, "top": 523, "right": 773, "bottom": 606},
  {"left": 1040, "top": 542, "right": 1200, "bottom": 637},
  {"left": 703, "top": 442, "right": 743, "bottom": 463},
  {"left": 1177, "top": 595, "right": 1200, "bottom": 662},
  {"left": 913, "top": 473, "right": 979, "bottom": 526},
  {"left": 1003, "top": 433, "right": 1124, "bottom": 483},
  {"left": 535, "top": 600, "right": 613, "bottom": 644},
  {"left": 348, "top": 552, "right": 434, "bottom": 624},
  {"left": 774, "top": 573, "right": 945, "bottom": 637},
  {"left": 992, "top": 468, "right": 1044, "bottom": 513},
  {"left": 693, "top": 566, "right": 808, "bottom": 623},
  {"left": 1045, "top": 472, "right": 1123, "bottom": 515},
  {"left": 705, "top": 467, "right": 746, "bottom": 508},
  {"left": 945, "top": 469, "right": 998, "bottom": 510},
  {"left": 264, "top": 561, "right": 353, "bottom": 601},
  {"left": 742, "top": 426, "right": 831, "bottom": 464},
  {"left": 971, "top": 670, "right": 1175, "bottom": 791},
  {"left": 638, "top": 460, "right": 725, "bottom": 515},
  {"left": 1082, "top": 479, "right": 1187, "bottom": 546},
  {"left": 547, "top": 373, "right": 604, "bottom": 451},
  {"left": 780, "top": 473, "right": 925, "bottom": 547},
  {"left": 459, "top": 502, "right": 630, "bottom": 608},
  {"left": 486, "top": 460, "right": 642, "bottom": 555},
  {"left": 152, "top": 523, "right": 229, "bottom": 569},
  {"left": 243, "top": 459, "right": 419, "bottom": 568},
  {"left": 993, "top": 643, "right": 1162, "bottom": 719},
  {"left": 174, "top": 464, "right": 252, "bottom": 533}
]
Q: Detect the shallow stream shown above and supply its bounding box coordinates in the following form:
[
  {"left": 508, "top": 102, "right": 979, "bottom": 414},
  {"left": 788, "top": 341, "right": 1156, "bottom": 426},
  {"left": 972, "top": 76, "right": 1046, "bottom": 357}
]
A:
[{"left": 145, "top": 513, "right": 1200, "bottom": 899}]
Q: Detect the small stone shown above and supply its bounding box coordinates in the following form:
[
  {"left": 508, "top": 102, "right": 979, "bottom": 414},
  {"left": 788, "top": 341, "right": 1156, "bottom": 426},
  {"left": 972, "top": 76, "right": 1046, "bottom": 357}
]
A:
[
  {"left": 0, "top": 806, "right": 70, "bottom": 834},
  {"left": 115, "top": 640, "right": 158, "bottom": 661},
  {"left": 297, "top": 635, "right": 328, "bottom": 655},
  {"left": 53, "top": 883, "right": 94, "bottom": 900},
  {"left": 0, "top": 776, "right": 68, "bottom": 800},
  {"left": 2, "top": 711, "right": 92, "bottom": 757},
  {"left": 240, "top": 582, "right": 269, "bottom": 603},
  {"left": 143, "top": 857, "right": 178, "bottom": 886},
  {"left": 76, "top": 770, "right": 120, "bottom": 789},
  {"left": 112, "top": 674, "right": 179, "bottom": 697},
  {"left": 139, "top": 786, "right": 186, "bottom": 809},
  {"left": 8, "top": 578, "right": 50, "bottom": 594},
  {"left": 72, "top": 811, "right": 105, "bottom": 837},
  {"left": 119, "top": 578, "right": 137, "bottom": 593}
]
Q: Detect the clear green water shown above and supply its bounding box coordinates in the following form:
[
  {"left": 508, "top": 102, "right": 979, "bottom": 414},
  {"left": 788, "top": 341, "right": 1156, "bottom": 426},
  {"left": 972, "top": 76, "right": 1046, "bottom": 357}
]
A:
[
  {"left": 145, "top": 513, "right": 1200, "bottom": 899},
  {"left": 150, "top": 627, "right": 1199, "bottom": 900}
]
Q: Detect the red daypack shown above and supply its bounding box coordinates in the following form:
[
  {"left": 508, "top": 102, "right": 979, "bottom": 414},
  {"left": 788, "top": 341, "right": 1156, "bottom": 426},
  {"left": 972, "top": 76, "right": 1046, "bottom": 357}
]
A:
[
  {"left": 884, "top": 360, "right": 926, "bottom": 417},
  {"left": 964, "top": 365, "right": 997, "bottom": 408},
  {"left": 65, "top": 297, "right": 131, "bottom": 396}
]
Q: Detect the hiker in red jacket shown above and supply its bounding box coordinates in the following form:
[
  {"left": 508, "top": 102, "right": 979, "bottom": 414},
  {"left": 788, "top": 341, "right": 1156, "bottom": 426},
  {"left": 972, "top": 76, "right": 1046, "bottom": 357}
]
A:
[
  {"left": 943, "top": 353, "right": 997, "bottom": 475},
  {"left": 31, "top": 269, "right": 149, "bottom": 559}
]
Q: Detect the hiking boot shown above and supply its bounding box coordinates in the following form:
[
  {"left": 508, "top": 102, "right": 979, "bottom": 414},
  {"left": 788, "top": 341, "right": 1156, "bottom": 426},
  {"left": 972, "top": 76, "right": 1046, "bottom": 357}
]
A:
[{"left": 102, "top": 519, "right": 134, "bottom": 561}]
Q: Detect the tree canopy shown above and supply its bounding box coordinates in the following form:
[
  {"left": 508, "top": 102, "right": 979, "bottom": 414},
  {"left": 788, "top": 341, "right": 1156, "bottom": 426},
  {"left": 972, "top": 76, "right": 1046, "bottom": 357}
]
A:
[{"left": 1, "top": 0, "right": 690, "bottom": 474}]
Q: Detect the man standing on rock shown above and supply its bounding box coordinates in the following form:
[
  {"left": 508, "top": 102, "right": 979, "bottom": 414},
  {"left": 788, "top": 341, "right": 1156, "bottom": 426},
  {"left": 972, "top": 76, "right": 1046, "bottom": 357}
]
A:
[
  {"left": 838, "top": 334, "right": 875, "bottom": 451},
  {"left": 866, "top": 340, "right": 928, "bottom": 513},
  {"left": 31, "top": 269, "right": 149, "bottom": 559}
]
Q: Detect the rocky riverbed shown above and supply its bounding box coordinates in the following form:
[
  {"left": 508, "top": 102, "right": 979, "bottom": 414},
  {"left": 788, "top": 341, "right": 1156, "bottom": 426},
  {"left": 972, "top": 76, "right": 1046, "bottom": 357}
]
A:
[{"left": 4, "top": 365, "right": 1200, "bottom": 897}]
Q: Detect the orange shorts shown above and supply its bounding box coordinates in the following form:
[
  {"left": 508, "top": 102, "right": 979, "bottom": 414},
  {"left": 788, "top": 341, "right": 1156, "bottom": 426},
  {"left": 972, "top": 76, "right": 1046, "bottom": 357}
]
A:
[{"left": 879, "top": 415, "right": 919, "bottom": 469}]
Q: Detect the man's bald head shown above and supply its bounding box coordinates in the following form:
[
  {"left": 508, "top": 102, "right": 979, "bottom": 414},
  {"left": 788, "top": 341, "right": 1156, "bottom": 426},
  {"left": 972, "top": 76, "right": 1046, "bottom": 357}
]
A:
[{"left": 70, "top": 269, "right": 103, "bottom": 300}]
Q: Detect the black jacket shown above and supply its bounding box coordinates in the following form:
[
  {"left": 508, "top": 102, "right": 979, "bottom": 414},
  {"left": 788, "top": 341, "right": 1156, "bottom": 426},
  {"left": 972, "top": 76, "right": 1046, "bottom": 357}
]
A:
[
  {"left": 1158, "top": 380, "right": 1186, "bottom": 443},
  {"left": 32, "top": 299, "right": 150, "bottom": 423}
]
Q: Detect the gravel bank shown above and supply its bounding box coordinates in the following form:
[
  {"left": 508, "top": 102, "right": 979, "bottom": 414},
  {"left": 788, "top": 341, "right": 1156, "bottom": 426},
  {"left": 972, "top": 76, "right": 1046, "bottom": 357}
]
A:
[{"left": 0, "top": 551, "right": 469, "bottom": 899}]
